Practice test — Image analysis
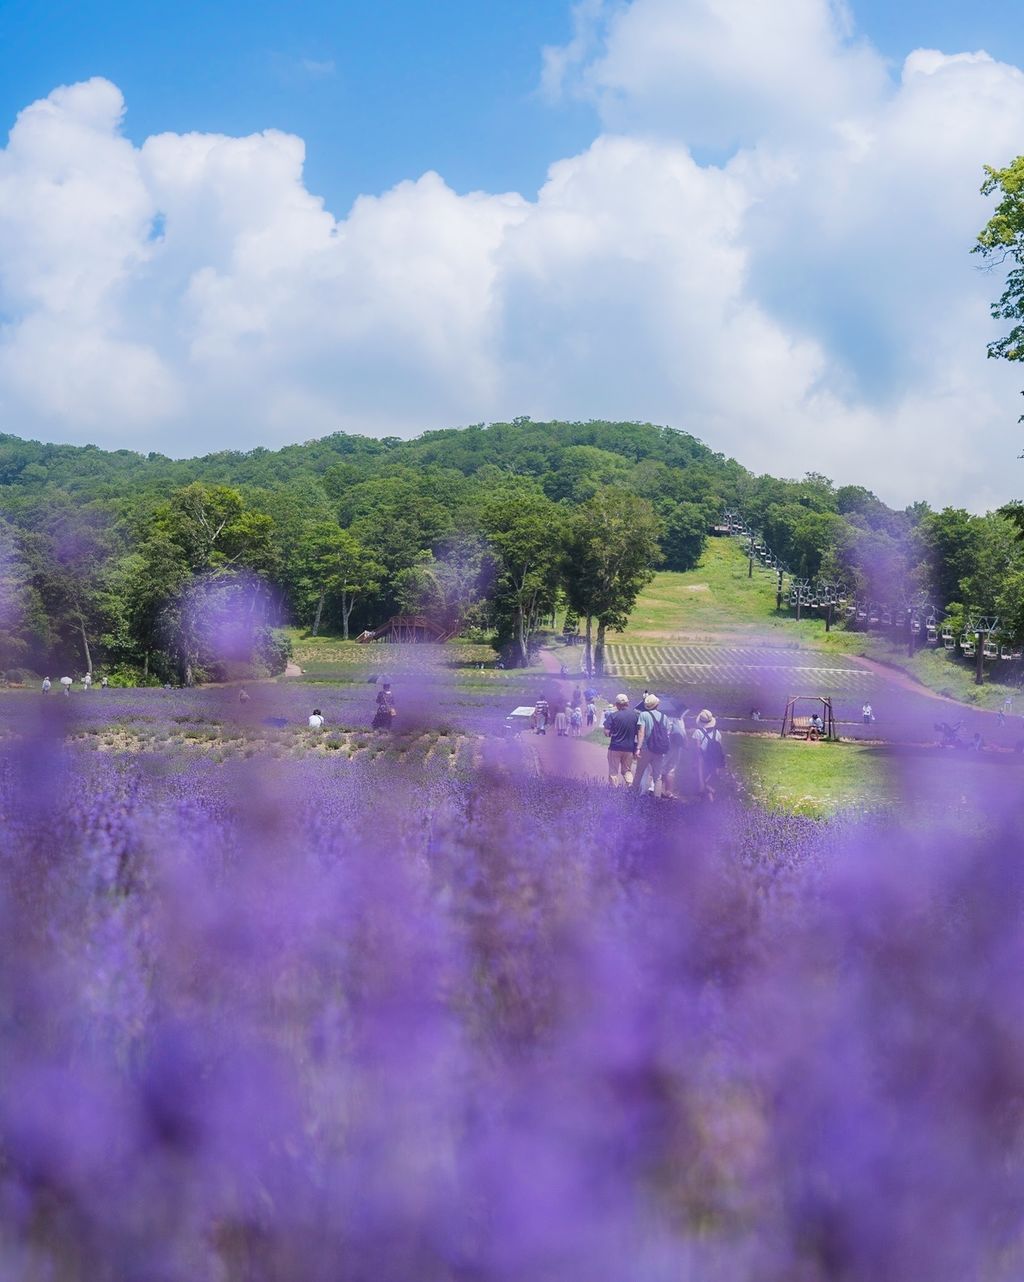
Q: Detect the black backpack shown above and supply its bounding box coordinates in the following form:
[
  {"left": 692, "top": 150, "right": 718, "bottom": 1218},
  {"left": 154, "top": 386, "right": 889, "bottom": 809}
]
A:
[
  {"left": 700, "top": 728, "right": 726, "bottom": 770},
  {"left": 646, "top": 710, "right": 670, "bottom": 755}
]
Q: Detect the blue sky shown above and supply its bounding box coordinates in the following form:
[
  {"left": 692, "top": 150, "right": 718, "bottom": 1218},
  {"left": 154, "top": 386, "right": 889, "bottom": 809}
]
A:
[
  {"left": 1, "top": 0, "right": 1024, "bottom": 507},
  {"left": 2, "top": 0, "right": 1021, "bottom": 214}
]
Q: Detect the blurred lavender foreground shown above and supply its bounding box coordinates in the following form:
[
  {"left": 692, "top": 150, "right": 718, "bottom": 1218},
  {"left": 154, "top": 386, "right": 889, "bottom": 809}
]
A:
[{"left": 2, "top": 718, "right": 1023, "bottom": 1281}]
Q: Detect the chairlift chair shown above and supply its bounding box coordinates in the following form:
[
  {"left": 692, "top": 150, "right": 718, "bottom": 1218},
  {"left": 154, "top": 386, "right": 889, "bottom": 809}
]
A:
[
  {"left": 961, "top": 637, "right": 976, "bottom": 658},
  {"left": 926, "top": 624, "right": 938, "bottom": 644},
  {"left": 941, "top": 627, "right": 955, "bottom": 649},
  {"left": 868, "top": 611, "right": 880, "bottom": 626},
  {"left": 880, "top": 609, "right": 892, "bottom": 626},
  {"left": 984, "top": 638, "right": 999, "bottom": 660},
  {"left": 1001, "top": 643, "right": 1023, "bottom": 660}
]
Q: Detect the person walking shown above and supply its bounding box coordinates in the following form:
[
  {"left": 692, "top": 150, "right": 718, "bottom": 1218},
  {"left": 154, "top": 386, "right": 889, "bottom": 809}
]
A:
[
  {"left": 41, "top": 677, "right": 51, "bottom": 694},
  {"left": 586, "top": 699, "right": 596, "bottom": 729},
  {"left": 633, "top": 693, "right": 672, "bottom": 797},
  {"left": 100, "top": 675, "right": 108, "bottom": 689},
  {"left": 861, "top": 701, "right": 874, "bottom": 725},
  {"left": 372, "top": 682, "right": 396, "bottom": 730},
  {"left": 82, "top": 672, "right": 92, "bottom": 691},
  {"left": 532, "top": 698, "right": 549, "bottom": 735},
  {"left": 59, "top": 676, "right": 73, "bottom": 696},
  {"left": 554, "top": 706, "right": 569, "bottom": 737},
  {"left": 238, "top": 688, "right": 250, "bottom": 704},
  {"left": 308, "top": 708, "right": 325, "bottom": 729},
  {"left": 692, "top": 709, "right": 726, "bottom": 802},
  {"left": 661, "top": 704, "right": 689, "bottom": 800},
  {"left": 570, "top": 705, "right": 583, "bottom": 738},
  {"left": 571, "top": 685, "right": 582, "bottom": 710},
  {"left": 604, "top": 693, "right": 640, "bottom": 787}
]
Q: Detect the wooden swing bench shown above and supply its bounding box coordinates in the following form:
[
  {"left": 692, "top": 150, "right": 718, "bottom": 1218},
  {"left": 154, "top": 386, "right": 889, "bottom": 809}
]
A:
[{"left": 780, "top": 696, "right": 836, "bottom": 741}]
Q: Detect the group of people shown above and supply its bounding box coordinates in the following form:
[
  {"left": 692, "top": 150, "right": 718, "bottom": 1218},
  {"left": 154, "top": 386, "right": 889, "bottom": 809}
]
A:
[
  {"left": 604, "top": 692, "right": 726, "bottom": 801},
  {"left": 530, "top": 692, "right": 594, "bottom": 738},
  {"left": 303, "top": 683, "right": 396, "bottom": 732},
  {"left": 41, "top": 674, "right": 108, "bottom": 694}
]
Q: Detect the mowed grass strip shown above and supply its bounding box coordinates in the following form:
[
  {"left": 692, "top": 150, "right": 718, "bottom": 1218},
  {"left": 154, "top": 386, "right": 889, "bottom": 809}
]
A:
[
  {"left": 728, "top": 735, "right": 895, "bottom": 818},
  {"left": 288, "top": 632, "right": 496, "bottom": 673},
  {"left": 616, "top": 538, "right": 793, "bottom": 640}
]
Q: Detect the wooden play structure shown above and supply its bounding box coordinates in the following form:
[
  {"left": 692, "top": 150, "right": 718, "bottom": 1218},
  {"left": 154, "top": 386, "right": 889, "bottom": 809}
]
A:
[
  {"left": 356, "top": 615, "right": 456, "bottom": 644},
  {"left": 780, "top": 695, "right": 838, "bottom": 741}
]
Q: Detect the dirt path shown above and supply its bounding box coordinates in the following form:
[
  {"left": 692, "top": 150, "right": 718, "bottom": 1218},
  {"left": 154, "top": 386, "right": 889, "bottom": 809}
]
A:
[
  {"left": 526, "top": 730, "right": 607, "bottom": 782},
  {"left": 529, "top": 648, "right": 609, "bottom": 780}
]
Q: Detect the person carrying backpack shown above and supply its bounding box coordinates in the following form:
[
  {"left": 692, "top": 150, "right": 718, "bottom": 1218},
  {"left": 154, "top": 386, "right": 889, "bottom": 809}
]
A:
[
  {"left": 692, "top": 708, "right": 726, "bottom": 801},
  {"left": 662, "top": 704, "right": 689, "bottom": 800},
  {"left": 633, "top": 693, "right": 672, "bottom": 797}
]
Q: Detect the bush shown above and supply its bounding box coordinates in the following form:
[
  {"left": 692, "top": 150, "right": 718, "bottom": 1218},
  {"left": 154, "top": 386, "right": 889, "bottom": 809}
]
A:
[{"left": 105, "top": 664, "right": 163, "bottom": 688}]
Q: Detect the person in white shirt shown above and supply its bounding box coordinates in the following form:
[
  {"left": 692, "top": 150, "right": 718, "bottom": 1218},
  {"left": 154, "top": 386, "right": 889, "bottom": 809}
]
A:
[
  {"left": 308, "top": 709, "right": 325, "bottom": 729},
  {"left": 82, "top": 672, "right": 92, "bottom": 690},
  {"left": 692, "top": 709, "right": 725, "bottom": 801},
  {"left": 41, "top": 677, "right": 51, "bottom": 693}
]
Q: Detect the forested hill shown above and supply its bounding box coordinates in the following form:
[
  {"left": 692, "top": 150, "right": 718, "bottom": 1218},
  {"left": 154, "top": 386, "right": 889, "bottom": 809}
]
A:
[
  {"left": 0, "top": 417, "right": 1017, "bottom": 685},
  {"left": 0, "top": 419, "right": 733, "bottom": 499}
]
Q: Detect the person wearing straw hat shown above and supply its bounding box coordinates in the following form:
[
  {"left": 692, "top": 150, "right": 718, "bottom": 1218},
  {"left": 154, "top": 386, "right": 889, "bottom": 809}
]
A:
[
  {"left": 691, "top": 709, "right": 726, "bottom": 801},
  {"left": 633, "top": 693, "right": 671, "bottom": 797}
]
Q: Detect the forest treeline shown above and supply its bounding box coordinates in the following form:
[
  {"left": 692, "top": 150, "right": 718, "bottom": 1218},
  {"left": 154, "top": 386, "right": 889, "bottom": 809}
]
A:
[{"left": 0, "top": 417, "right": 1020, "bottom": 683}]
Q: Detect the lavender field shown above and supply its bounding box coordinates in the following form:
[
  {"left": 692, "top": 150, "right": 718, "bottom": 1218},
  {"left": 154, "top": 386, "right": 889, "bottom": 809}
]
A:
[{"left": 3, "top": 674, "right": 1024, "bottom": 1281}]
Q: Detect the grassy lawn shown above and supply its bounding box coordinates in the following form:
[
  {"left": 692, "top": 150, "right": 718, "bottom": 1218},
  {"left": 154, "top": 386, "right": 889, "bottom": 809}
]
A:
[
  {"left": 613, "top": 538, "right": 851, "bottom": 645},
  {"left": 844, "top": 631, "right": 1022, "bottom": 707},
  {"left": 600, "top": 539, "right": 1024, "bottom": 707},
  {"left": 286, "top": 630, "right": 498, "bottom": 678},
  {"left": 728, "top": 735, "right": 896, "bottom": 817}
]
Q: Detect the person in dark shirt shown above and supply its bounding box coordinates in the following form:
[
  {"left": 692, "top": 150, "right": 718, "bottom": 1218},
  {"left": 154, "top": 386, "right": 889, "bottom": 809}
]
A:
[{"left": 604, "top": 693, "right": 641, "bottom": 787}]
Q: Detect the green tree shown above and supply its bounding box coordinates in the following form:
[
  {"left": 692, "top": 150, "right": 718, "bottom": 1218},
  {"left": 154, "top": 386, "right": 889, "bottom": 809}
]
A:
[
  {"left": 392, "top": 536, "right": 492, "bottom": 636},
  {"left": 975, "top": 155, "right": 1024, "bottom": 379},
  {"left": 563, "top": 490, "right": 662, "bottom": 676},
  {"left": 0, "top": 519, "right": 46, "bottom": 673},
  {"left": 480, "top": 487, "right": 566, "bottom": 666},
  {"left": 328, "top": 529, "right": 383, "bottom": 640},
  {"left": 918, "top": 508, "right": 984, "bottom": 610}
]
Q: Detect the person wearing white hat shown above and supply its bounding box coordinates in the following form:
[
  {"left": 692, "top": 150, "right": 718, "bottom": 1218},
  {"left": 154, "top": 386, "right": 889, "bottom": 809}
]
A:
[
  {"left": 604, "top": 693, "right": 640, "bottom": 787},
  {"left": 692, "top": 709, "right": 725, "bottom": 801},
  {"left": 633, "top": 693, "right": 671, "bottom": 797}
]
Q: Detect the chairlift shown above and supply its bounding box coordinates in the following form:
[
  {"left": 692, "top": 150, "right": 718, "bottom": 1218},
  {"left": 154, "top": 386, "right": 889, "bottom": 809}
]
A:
[
  {"left": 926, "top": 625, "right": 938, "bottom": 644},
  {"left": 868, "top": 611, "right": 880, "bottom": 626},
  {"left": 984, "top": 638, "right": 999, "bottom": 660},
  {"left": 910, "top": 615, "right": 921, "bottom": 633},
  {"left": 961, "top": 637, "right": 976, "bottom": 658},
  {"left": 857, "top": 606, "right": 868, "bottom": 620},
  {"left": 880, "top": 609, "right": 892, "bottom": 626},
  {"left": 1001, "top": 643, "right": 1023, "bottom": 660}
]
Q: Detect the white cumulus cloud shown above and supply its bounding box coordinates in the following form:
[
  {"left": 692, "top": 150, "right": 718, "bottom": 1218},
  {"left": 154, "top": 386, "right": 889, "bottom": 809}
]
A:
[{"left": 1, "top": 1, "right": 1024, "bottom": 510}]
